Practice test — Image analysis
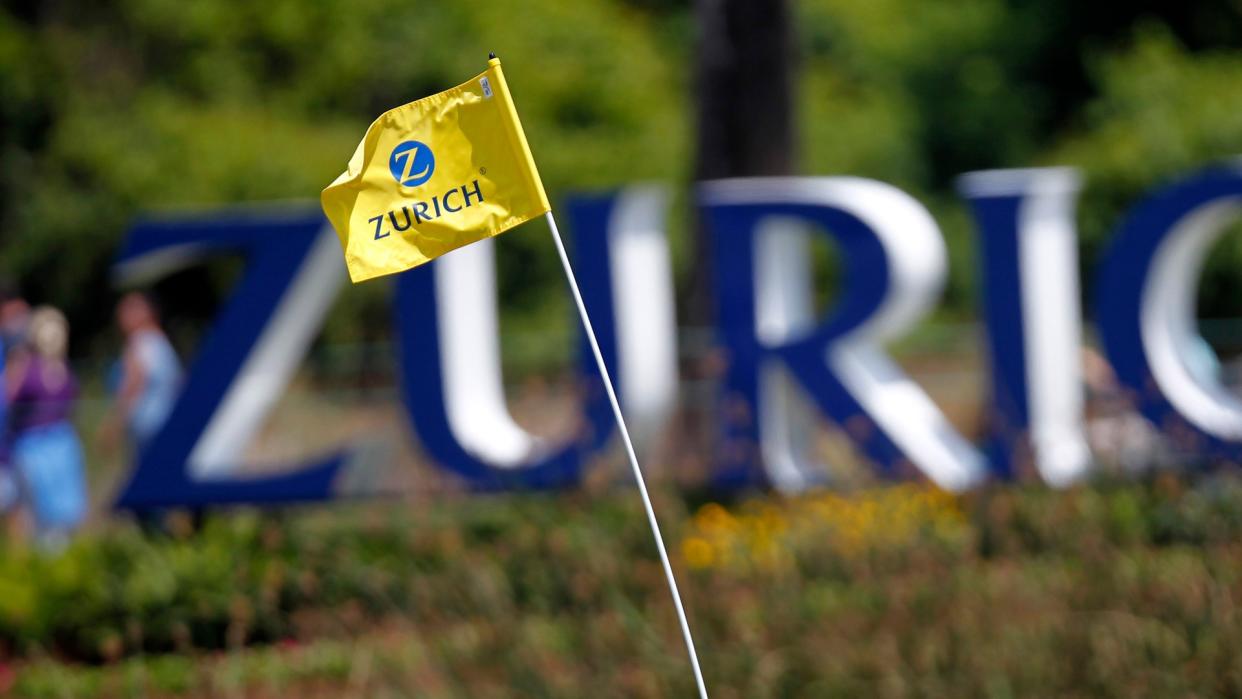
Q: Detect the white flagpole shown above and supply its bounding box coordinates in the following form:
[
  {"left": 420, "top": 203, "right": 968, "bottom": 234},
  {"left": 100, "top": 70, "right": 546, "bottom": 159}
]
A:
[{"left": 544, "top": 211, "right": 710, "bottom": 699}]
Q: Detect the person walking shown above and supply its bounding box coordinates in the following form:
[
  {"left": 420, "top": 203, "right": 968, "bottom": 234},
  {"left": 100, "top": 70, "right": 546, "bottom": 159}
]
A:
[
  {"left": 6, "top": 306, "right": 87, "bottom": 549},
  {"left": 101, "top": 292, "right": 183, "bottom": 452}
]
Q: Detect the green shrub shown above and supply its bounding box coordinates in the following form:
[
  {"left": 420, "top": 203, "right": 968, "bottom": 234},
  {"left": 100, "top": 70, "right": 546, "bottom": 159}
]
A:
[{"left": 2, "top": 476, "right": 1242, "bottom": 697}]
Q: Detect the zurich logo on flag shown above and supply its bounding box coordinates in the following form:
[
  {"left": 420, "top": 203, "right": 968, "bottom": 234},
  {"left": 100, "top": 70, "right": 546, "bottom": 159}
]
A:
[{"left": 389, "top": 140, "right": 435, "bottom": 187}]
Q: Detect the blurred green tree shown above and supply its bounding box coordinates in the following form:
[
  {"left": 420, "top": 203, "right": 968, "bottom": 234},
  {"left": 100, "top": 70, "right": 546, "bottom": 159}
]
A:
[
  {"left": 0, "top": 0, "right": 690, "bottom": 354},
  {"left": 3, "top": 0, "right": 1242, "bottom": 355}
]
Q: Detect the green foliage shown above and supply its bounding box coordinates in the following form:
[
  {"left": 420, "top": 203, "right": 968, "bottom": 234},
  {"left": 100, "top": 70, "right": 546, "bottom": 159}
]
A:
[
  {"left": 4, "top": 477, "right": 1242, "bottom": 696},
  {"left": 1052, "top": 27, "right": 1242, "bottom": 309},
  {"left": 0, "top": 0, "right": 689, "bottom": 349},
  {"left": 5, "top": 1, "right": 1242, "bottom": 343},
  {"left": 796, "top": 0, "right": 1242, "bottom": 315}
]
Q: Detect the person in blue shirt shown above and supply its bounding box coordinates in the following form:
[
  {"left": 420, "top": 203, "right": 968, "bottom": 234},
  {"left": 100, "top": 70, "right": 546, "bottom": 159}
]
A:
[{"left": 100, "top": 292, "right": 183, "bottom": 452}]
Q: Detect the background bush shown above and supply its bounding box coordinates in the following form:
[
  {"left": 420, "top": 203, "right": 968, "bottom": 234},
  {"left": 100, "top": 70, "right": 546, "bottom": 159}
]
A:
[{"left": 4, "top": 477, "right": 1242, "bottom": 697}]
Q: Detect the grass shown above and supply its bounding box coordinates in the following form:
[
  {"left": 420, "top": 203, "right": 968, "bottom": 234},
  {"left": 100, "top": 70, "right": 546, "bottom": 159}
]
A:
[{"left": 4, "top": 474, "right": 1242, "bottom": 698}]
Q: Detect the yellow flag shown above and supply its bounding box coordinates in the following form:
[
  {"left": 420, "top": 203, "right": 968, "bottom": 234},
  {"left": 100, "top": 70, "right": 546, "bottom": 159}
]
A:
[{"left": 321, "top": 57, "right": 550, "bottom": 283}]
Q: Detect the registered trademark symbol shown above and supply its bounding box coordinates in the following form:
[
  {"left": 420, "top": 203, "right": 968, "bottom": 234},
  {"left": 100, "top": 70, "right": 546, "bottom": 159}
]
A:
[{"left": 479, "top": 167, "right": 487, "bottom": 175}]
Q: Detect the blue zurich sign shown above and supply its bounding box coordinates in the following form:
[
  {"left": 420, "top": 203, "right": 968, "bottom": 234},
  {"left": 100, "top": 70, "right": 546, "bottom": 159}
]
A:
[{"left": 112, "top": 162, "right": 1242, "bottom": 509}]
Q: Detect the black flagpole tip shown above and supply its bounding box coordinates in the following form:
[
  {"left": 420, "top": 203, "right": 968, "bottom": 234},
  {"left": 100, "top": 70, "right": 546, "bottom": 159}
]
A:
[{"left": 488, "top": 51, "right": 497, "bottom": 60}]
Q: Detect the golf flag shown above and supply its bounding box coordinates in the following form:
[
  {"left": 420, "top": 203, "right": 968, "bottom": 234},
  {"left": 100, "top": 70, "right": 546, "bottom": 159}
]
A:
[{"left": 321, "top": 57, "right": 551, "bottom": 283}]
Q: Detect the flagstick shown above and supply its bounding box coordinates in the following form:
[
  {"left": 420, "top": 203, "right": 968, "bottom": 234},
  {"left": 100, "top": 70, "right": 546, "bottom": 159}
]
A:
[{"left": 544, "top": 211, "right": 710, "bottom": 699}]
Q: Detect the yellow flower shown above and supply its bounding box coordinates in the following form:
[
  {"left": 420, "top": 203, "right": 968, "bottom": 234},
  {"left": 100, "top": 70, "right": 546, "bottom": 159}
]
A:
[
  {"left": 694, "top": 503, "right": 736, "bottom": 533},
  {"left": 681, "top": 536, "right": 717, "bottom": 569}
]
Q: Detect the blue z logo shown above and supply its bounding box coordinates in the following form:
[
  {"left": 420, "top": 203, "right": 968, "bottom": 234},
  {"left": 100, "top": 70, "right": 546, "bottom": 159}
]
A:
[{"left": 389, "top": 140, "right": 435, "bottom": 187}]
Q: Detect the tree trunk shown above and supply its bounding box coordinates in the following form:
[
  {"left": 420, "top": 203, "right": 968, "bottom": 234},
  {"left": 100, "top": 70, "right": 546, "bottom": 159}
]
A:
[
  {"left": 694, "top": 0, "right": 795, "bottom": 183},
  {"left": 688, "top": 0, "right": 795, "bottom": 328},
  {"left": 677, "top": 0, "right": 795, "bottom": 483}
]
